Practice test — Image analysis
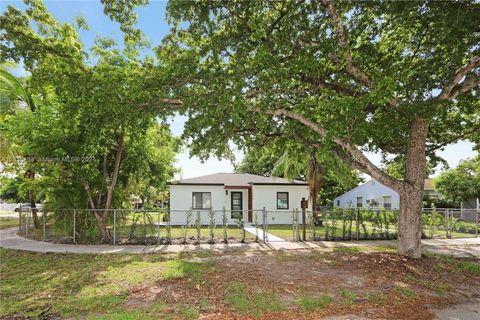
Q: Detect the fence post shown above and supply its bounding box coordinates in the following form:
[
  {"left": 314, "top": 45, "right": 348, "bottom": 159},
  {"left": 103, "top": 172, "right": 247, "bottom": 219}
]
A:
[
  {"left": 262, "top": 207, "right": 266, "bottom": 243},
  {"left": 254, "top": 212, "right": 259, "bottom": 242},
  {"left": 73, "top": 209, "right": 76, "bottom": 244},
  {"left": 301, "top": 202, "right": 306, "bottom": 241},
  {"left": 113, "top": 209, "right": 116, "bottom": 245},
  {"left": 18, "top": 207, "right": 22, "bottom": 232},
  {"left": 356, "top": 209, "right": 360, "bottom": 241},
  {"left": 157, "top": 210, "right": 161, "bottom": 243},
  {"left": 291, "top": 210, "right": 295, "bottom": 240},
  {"left": 42, "top": 210, "right": 46, "bottom": 241},
  {"left": 476, "top": 206, "right": 478, "bottom": 238},
  {"left": 443, "top": 210, "right": 446, "bottom": 238},
  {"left": 295, "top": 209, "right": 300, "bottom": 242},
  {"left": 26, "top": 208, "right": 29, "bottom": 238}
]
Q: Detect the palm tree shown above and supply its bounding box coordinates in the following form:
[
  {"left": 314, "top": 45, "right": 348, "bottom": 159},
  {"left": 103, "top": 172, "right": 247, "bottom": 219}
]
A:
[
  {"left": 272, "top": 147, "right": 323, "bottom": 217},
  {"left": 0, "top": 67, "right": 40, "bottom": 228}
]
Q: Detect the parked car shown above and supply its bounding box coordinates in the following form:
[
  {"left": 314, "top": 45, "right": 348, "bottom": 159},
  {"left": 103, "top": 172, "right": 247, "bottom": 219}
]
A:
[{"left": 14, "top": 203, "right": 44, "bottom": 212}]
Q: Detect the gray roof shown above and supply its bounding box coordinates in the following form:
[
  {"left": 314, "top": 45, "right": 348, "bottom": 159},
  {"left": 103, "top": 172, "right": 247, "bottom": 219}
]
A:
[{"left": 170, "top": 173, "right": 307, "bottom": 186}]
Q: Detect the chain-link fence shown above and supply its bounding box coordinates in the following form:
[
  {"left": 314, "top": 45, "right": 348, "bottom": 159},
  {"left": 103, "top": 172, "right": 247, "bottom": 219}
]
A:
[
  {"left": 15, "top": 208, "right": 257, "bottom": 245},
  {"left": 260, "top": 208, "right": 479, "bottom": 242},
  {"left": 10, "top": 207, "right": 479, "bottom": 245}
]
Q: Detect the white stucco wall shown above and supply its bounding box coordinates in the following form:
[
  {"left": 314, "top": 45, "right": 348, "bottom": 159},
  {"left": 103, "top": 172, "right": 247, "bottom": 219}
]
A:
[
  {"left": 333, "top": 180, "right": 400, "bottom": 210},
  {"left": 169, "top": 184, "right": 309, "bottom": 225},
  {"left": 252, "top": 185, "right": 309, "bottom": 224},
  {"left": 168, "top": 185, "right": 249, "bottom": 225}
]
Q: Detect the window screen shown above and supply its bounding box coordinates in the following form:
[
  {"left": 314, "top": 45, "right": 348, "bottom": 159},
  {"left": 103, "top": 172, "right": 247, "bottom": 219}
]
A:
[
  {"left": 383, "top": 196, "right": 392, "bottom": 210},
  {"left": 356, "top": 197, "right": 363, "bottom": 208},
  {"left": 192, "top": 192, "right": 211, "bottom": 209},
  {"left": 277, "top": 192, "right": 289, "bottom": 209}
]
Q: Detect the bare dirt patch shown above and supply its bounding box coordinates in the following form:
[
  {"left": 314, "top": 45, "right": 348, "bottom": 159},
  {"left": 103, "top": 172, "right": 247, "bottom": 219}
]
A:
[{"left": 125, "top": 251, "right": 480, "bottom": 319}]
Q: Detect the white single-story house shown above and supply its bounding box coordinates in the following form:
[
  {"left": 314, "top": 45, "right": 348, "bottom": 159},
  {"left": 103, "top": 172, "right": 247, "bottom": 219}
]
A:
[
  {"left": 334, "top": 178, "right": 438, "bottom": 210},
  {"left": 168, "top": 173, "right": 309, "bottom": 225}
]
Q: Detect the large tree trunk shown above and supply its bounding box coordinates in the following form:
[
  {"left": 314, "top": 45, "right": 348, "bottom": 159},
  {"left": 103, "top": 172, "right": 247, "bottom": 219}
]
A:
[
  {"left": 398, "top": 188, "right": 424, "bottom": 257},
  {"left": 95, "top": 212, "right": 110, "bottom": 241},
  {"left": 104, "top": 132, "right": 124, "bottom": 212},
  {"left": 308, "top": 148, "right": 323, "bottom": 222},
  {"left": 96, "top": 132, "right": 124, "bottom": 242},
  {"left": 397, "top": 117, "right": 429, "bottom": 258},
  {"left": 25, "top": 169, "right": 39, "bottom": 229},
  {"left": 83, "top": 180, "right": 111, "bottom": 241}
]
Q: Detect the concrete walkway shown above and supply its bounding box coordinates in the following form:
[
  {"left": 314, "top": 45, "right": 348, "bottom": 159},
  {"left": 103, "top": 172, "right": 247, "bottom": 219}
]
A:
[
  {"left": 243, "top": 223, "right": 285, "bottom": 242},
  {"left": 1, "top": 227, "right": 479, "bottom": 257}
]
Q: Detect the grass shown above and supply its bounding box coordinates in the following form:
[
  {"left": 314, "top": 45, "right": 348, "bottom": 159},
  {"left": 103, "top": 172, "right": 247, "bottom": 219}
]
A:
[
  {"left": 456, "top": 260, "right": 480, "bottom": 274},
  {"left": 0, "top": 248, "right": 208, "bottom": 319},
  {"left": 395, "top": 286, "right": 419, "bottom": 299},
  {"left": 224, "top": 281, "right": 285, "bottom": 317},
  {"left": 333, "top": 246, "right": 361, "bottom": 253},
  {"left": 427, "top": 254, "right": 480, "bottom": 275},
  {"left": 0, "top": 211, "right": 17, "bottom": 215},
  {"left": 2, "top": 248, "right": 479, "bottom": 319},
  {"left": 366, "top": 292, "right": 387, "bottom": 305},
  {"left": 339, "top": 288, "right": 357, "bottom": 305},
  {"left": 266, "top": 220, "right": 401, "bottom": 240},
  {"left": 161, "top": 260, "right": 206, "bottom": 284},
  {"left": 296, "top": 293, "right": 333, "bottom": 311},
  {"left": 0, "top": 217, "right": 18, "bottom": 229},
  {"left": 333, "top": 244, "right": 397, "bottom": 253},
  {"left": 25, "top": 223, "right": 255, "bottom": 244},
  {"left": 266, "top": 219, "right": 477, "bottom": 241}
]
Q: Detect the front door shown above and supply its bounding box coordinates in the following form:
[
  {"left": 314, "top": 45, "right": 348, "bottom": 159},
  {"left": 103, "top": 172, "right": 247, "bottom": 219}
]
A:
[{"left": 231, "top": 192, "right": 243, "bottom": 220}]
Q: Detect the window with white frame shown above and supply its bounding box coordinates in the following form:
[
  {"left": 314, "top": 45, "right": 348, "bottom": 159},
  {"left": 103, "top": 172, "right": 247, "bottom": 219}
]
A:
[
  {"left": 192, "top": 192, "right": 211, "bottom": 209},
  {"left": 383, "top": 196, "right": 392, "bottom": 210}
]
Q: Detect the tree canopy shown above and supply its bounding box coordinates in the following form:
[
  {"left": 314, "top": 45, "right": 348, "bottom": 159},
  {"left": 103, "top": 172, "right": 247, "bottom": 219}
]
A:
[
  {"left": 161, "top": 0, "right": 480, "bottom": 257},
  {"left": 435, "top": 157, "right": 480, "bottom": 204},
  {"left": 1, "top": 0, "right": 479, "bottom": 256},
  {"left": 0, "top": 0, "right": 180, "bottom": 240}
]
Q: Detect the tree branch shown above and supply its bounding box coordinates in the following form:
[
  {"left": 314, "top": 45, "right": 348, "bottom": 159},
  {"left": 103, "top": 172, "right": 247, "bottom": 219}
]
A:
[
  {"left": 321, "top": 0, "right": 372, "bottom": 87},
  {"left": 82, "top": 181, "right": 96, "bottom": 210},
  {"left": 301, "top": 75, "right": 364, "bottom": 97},
  {"left": 436, "top": 56, "right": 480, "bottom": 101},
  {"left": 427, "top": 125, "right": 480, "bottom": 152},
  {"left": 447, "top": 73, "right": 480, "bottom": 100},
  {"left": 248, "top": 105, "right": 404, "bottom": 192},
  {"left": 158, "top": 98, "right": 183, "bottom": 105}
]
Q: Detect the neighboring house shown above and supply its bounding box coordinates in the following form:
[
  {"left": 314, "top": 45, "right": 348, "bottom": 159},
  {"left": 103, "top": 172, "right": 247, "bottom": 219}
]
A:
[
  {"left": 168, "top": 173, "right": 309, "bottom": 225},
  {"left": 423, "top": 178, "right": 443, "bottom": 200},
  {"left": 334, "top": 178, "right": 440, "bottom": 210},
  {"left": 334, "top": 179, "right": 399, "bottom": 210}
]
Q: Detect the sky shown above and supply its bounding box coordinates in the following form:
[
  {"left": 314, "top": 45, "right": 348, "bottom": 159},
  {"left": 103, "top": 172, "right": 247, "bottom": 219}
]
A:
[{"left": 2, "top": 0, "right": 477, "bottom": 179}]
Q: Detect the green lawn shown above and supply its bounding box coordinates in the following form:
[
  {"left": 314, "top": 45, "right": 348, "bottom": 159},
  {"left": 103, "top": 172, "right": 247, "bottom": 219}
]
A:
[
  {"left": 23, "top": 223, "right": 255, "bottom": 244},
  {"left": 114, "top": 225, "right": 255, "bottom": 243},
  {"left": 0, "top": 217, "right": 19, "bottom": 230},
  {"left": 266, "top": 221, "right": 477, "bottom": 241},
  {"left": 267, "top": 221, "right": 399, "bottom": 241},
  {"left": 0, "top": 248, "right": 210, "bottom": 319},
  {"left": 2, "top": 248, "right": 479, "bottom": 319},
  {"left": 0, "top": 211, "right": 17, "bottom": 215}
]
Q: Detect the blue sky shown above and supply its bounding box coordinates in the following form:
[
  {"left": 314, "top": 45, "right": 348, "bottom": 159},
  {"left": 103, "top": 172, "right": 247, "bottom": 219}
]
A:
[{"left": 2, "top": 0, "right": 477, "bottom": 179}]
